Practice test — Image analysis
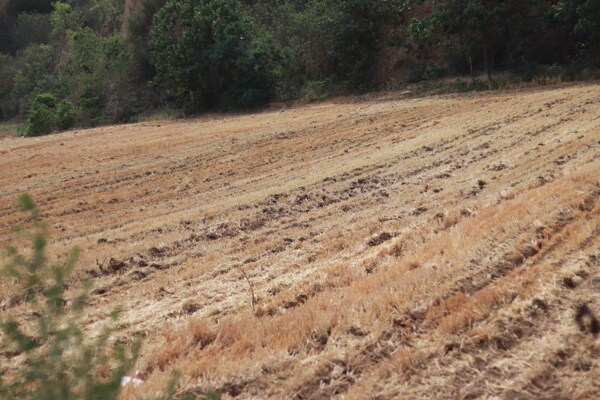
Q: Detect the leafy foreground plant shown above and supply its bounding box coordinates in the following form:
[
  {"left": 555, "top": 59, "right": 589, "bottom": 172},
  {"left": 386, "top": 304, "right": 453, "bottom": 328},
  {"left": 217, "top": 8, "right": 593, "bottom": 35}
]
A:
[{"left": 0, "top": 194, "right": 194, "bottom": 400}]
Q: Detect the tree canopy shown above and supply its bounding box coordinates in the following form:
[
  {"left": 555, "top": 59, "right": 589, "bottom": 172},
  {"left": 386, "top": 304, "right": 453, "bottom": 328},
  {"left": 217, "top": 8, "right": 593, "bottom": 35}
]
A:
[
  {"left": 149, "top": 0, "right": 282, "bottom": 110},
  {"left": 0, "top": 0, "right": 599, "bottom": 132}
]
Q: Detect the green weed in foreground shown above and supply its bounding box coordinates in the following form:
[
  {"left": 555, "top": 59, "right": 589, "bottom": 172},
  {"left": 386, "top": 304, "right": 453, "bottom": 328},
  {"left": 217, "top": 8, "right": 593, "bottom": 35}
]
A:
[
  {"left": 0, "top": 194, "right": 143, "bottom": 400},
  {"left": 0, "top": 194, "right": 219, "bottom": 400}
]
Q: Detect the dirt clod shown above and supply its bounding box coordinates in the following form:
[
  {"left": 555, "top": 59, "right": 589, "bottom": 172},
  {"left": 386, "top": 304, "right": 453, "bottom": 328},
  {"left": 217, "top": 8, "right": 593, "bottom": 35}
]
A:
[{"left": 367, "top": 232, "right": 393, "bottom": 247}]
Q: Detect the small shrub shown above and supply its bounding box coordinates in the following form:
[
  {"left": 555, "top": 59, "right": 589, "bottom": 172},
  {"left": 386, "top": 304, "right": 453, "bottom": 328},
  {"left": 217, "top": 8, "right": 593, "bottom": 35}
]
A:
[
  {"left": 0, "top": 194, "right": 140, "bottom": 400},
  {"left": 303, "top": 79, "right": 332, "bottom": 102},
  {"left": 0, "top": 194, "right": 209, "bottom": 400},
  {"left": 25, "top": 93, "right": 57, "bottom": 136},
  {"left": 471, "top": 76, "right": 491, "bottom": 91}
]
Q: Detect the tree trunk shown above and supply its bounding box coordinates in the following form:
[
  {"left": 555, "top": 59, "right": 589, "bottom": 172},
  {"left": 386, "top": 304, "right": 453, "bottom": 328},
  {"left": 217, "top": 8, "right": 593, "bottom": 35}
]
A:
[
  {"left": 482, "top": 34, "right": 493, "bottom": 82},
  {"left": 121, "top": 0, "right": 140, "bottom": 38},
  {"left": 468, "top": 54, "right": 474, "bottom": 78}
]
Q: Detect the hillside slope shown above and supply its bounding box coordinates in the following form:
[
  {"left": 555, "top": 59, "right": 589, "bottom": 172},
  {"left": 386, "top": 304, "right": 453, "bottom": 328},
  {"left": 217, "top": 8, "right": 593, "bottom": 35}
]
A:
[{"left": 1, "top": 84, "right": 599, "bottom": 399}]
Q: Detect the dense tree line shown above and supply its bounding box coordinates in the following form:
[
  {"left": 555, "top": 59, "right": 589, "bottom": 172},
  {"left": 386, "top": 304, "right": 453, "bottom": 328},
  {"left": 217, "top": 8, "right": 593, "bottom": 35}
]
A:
[
  {"left": 406, "top": 0, "right": 600, "bottom": 83},
  {"left": 0, "top": 0, "right": 598, "bottom": 135}
]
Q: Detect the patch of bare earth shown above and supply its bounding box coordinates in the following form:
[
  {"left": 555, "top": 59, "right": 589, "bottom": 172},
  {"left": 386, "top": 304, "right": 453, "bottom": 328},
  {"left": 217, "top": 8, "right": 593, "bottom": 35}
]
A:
[{"left": 1, "top": 83, "right": 599, "bottom": 399}]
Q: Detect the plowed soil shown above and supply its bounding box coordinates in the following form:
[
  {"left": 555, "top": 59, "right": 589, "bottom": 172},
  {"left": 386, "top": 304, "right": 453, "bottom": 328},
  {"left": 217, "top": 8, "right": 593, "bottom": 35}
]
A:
[{"left": 1, "top": 83, "right": 600, "bottom": 399}]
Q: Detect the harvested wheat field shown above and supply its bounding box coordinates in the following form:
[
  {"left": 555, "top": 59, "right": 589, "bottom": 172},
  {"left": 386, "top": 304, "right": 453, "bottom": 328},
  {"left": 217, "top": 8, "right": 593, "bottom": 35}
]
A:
[{"left": 1, "top": 83, "right": 600, "bottom": 399}]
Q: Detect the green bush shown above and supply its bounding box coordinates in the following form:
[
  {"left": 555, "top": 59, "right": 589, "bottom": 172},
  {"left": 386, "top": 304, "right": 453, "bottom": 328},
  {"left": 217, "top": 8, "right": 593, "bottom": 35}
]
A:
[
  {"left": 303, "top": 79, "right": 332, "bottom": 102},
  {"left": 24, "top": 94, "right": 75, "bottom": 136},
  {"left": 24, "top": 92, "right": 57, "bottom": 136},
  {"left": 55, "top": 99, "right": 75, "bottom": 130},
  {"left": 0, "top": 195, "right": 212, "bottom": 400},
  {"left": 0, "top": 194, "right": 140, "bottom": 400}
]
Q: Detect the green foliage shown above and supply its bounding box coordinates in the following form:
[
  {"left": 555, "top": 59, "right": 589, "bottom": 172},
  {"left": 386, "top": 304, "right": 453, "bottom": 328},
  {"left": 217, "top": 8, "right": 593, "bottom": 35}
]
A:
[
  {"left": 56, "top": 27, "right": 135, "bottom": 124},
  {"left": 149, "top": 0, "right": 283, "bottom": 110},
  {"left": 89, "top": 0, "right": 120, "bottom": 31},
  {"left": 406, "top": 62, "right": 445, "bottom": 83},
  {"left": 8, "top": 44, "right": 56, "bottom": 117},
  {"left": 0, "top": 16, "right": 11, "bottom": 54},
  {"left": 0, "top": 194, "right": 141, "bottom": 400},
  {"left": 551, "top": 0, "right": 600, "bottom": 48},
  {"left": 407, "top": 17, "right": 434, "bottom": 45},
  {"left": 127, "top": 0, "right": 169, "bottom": 81},
  {"left": 5, "top": 0, "right": 54, "bottom": 16},
  {"left": 0, "top": 195, "right": 204, "bottom": 399},
  {"left": 428, "top": 0, "right": 511, "bottom": 80},
  {"left": 24, "top": 94, "right": 76, "bottom": 136},
  {"left": 408, "top": 0, "right": 600, "bottom": 80},
  {"left": 50, "top": 2, "right": 84, "bottom": 39},
  {"left": 12, "top": 13, "right": 52, "bottom": 51},
  {"left": 572, "top": 0, "right": 600, "bottom": 57},
  {"left": 55, "top": 100, "right": 75, "bottom": 130},
  {"left": 303, "top": 79, "right": 332, "bottom": 102},
  {"left": 2, "top": 0, "right": 600, "bottom": 126},
  {"left": 0, "top": 54, "right": 16, "bottom": 119},
  {"left": 252, "top": 0, "right": 408, "bottom": 89},
  {"left": 25, "top": 93, "right": 57, "bottom": 136},
  {"left": 0, "top": 123, "right": 23, "bottom": 132}
]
